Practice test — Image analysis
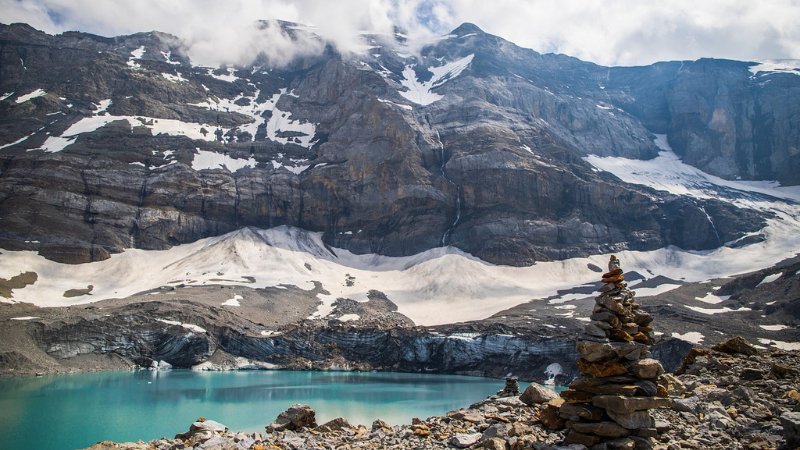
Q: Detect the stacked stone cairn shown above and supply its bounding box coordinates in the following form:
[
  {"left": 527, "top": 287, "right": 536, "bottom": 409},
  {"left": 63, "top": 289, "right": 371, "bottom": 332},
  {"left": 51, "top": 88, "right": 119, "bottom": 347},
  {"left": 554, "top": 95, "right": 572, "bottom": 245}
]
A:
[
  {"left": 497, "top": 377, "right": 521, "bottom": 397},
  {"left": 559, "top": 255, "right": 671, "bottom": 450}
]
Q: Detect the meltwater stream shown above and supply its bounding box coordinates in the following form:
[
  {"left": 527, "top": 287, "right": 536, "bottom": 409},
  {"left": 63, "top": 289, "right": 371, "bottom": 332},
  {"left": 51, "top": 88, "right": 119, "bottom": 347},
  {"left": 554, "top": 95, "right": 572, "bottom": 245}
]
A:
[{"left": 0, "top": 370, "right": 526, "bottom": 450}]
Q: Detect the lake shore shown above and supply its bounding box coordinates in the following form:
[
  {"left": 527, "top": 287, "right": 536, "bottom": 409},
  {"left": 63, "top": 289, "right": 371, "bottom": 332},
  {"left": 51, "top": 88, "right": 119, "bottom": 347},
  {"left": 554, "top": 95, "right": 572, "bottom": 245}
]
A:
[{"left": 80, "top": 342, "right": 800, "bottom": 450}]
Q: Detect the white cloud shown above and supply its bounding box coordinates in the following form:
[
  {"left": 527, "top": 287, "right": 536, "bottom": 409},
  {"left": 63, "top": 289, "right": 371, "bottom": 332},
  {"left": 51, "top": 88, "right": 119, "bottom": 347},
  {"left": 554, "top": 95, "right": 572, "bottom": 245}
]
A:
[{"left": 1, "top": 0, "right": 799, "bottom": 67}]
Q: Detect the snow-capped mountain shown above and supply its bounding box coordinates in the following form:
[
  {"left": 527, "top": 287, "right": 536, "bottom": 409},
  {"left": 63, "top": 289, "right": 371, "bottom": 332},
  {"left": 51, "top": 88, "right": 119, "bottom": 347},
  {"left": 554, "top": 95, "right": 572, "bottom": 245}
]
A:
[{"left": 1, "top": 21, "right": 799, "bottom": 377}]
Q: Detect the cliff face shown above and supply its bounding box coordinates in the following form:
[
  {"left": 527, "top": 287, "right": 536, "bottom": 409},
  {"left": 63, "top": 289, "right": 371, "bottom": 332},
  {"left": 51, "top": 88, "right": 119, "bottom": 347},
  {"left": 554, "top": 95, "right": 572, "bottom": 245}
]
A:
[{"left": 0, "top": 22, "right": 796, "bottom": 265}]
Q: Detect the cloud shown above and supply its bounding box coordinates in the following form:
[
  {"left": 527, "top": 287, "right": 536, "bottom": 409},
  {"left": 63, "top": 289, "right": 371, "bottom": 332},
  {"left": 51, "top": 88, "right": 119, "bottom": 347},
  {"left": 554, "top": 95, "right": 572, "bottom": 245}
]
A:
[{"left": 1, "top": 0, "right": 799, "bottom": 67}]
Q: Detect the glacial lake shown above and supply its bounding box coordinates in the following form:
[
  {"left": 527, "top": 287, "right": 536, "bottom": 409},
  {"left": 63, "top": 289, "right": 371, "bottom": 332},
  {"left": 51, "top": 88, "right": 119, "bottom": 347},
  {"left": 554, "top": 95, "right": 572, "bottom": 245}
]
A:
[{"left": 0, "top": 370, "right": 543, "bottom": 450}]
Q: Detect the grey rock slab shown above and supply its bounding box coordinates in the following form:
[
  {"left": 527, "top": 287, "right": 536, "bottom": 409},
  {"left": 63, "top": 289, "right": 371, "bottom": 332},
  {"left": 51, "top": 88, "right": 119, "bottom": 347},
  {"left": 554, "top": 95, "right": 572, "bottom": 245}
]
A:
[{"left": 449, "top": 433, "right": 483, "bottom": 448}]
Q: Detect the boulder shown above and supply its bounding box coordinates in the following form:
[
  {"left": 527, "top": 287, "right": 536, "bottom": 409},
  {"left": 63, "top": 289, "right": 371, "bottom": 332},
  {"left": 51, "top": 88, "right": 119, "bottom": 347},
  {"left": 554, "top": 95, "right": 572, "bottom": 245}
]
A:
[
  {"left": 266, "top": 404, "right": 317, "bottom": 432},
  {"left": 483, "top": 437, "right": 507, "bottom": 450},
  {"left": 780, "top": 411, "right": 800, "bottom": 448},
  {"left": 449, "top": 433, "right": 482, "bottom": 448},
  {"left": 624, "top": 358, "right": 664, "bottom": 379},
  {"left": 314, "top": 417, "right": 353, "bottom": 433},
  {"left": 606, "top": 409, "right": 655, "bottom": 429},
  {"left": 577, "top": 358, "right": 628, "bottom": 378},
  {"left": 536, "top": 404, "right": 566, "bottom": 430},
  {"left": 519, "top": 383, "right": 559, "bottom": 405},
  {"left": 558, "top": 402, "right": 606, "bottom": 421},
  {"left": 711, "top": 336, "right": 759, "bottom": 356},
  {"left": 592, "top": 395, "right": 672, "bottom": 414},
  {"left": 570, "top": 421, "right": 631, "bottom": 437}
]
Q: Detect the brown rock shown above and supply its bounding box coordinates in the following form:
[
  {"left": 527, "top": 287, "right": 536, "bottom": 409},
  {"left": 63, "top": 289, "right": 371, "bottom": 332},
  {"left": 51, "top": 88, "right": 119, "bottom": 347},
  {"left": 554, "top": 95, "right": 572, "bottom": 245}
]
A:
[
  {"left": 578, "top": 358, "right": 629, "bottom": 378},
  {"left": 266, "top": 404, "right": 317, "bottom": 432},
  {"left": 483, "top": 437, "right": 507, "bottom": 450},
  {"left": 631, "top": 332, "right": 652, "bottom": 345},
  {"left": 711, "top": 335, "right": 759, "bottom": 356},
  {"left": 558, "top": 402, "right": 606, "bottom": 421},
  {"left": 602, "top": 268, "right": 623, "bottom": 278},
  {"left": 519, "top": 383, "right": 560, "bottom": 405},
  {"left": 536, "top": 404, "right": 566, "bottom": 430},
  {"left": 592, "top": 395, "right": 672, "bottom": 413},
  {"left": 571, "top": 421, "right": 631, "bottom": 437},
  {"left": 602, "top": 275, "right": 625, "bottom": 284},
  {"left": 560, "top": 389, "right": 596, "bottom": 403},
  {"left": 633, "top": 311, "right": 653, "bottom": 326},
  {"left": 772, "top": 363, "right": 797, "bottom": 379},
  {"left": 564, "top": 430, "right": 602, "bottom": 446},
  {"left": 657, "top": 374, "right": 686, "bottom": 397},
  {"left": 590, "top": 311, "right": 622, "bottom": 328},
  {"left": 314, "top": 417, "right": 354, "bottom": 433},
  {"left": 624, "top": 359, "right": 664, "bottom": 379},
  {"left": 509, "top": 422, "right": 534, "bottom": 436},
  {"left": 447, "top": 409, "right": 485, "bottom": 424},
  {"left": 610, "top": 329, "right": 634, "bottom": 342},
  {"left": 639, "top": 326, "right": 653, "bottom": 332}
]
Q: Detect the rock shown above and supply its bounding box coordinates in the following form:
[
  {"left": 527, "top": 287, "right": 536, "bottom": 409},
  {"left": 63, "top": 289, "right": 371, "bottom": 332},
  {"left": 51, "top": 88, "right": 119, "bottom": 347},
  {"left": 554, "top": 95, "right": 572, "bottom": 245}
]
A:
[
  {"left": 624, "top": 358, "right": 664, "bottom": 379},
  {"left": 371, "top": 419, "right": 390, "bottom": 430},
  {"left": 483, "top": 437, "right": 507, "bottom": 450},
  {"left": 519, "top": 383, "right": 559, "bottom": 405},
  {"left": 711, "top": 335, "right": 759, "bottom": 356},
  {"left": 671, "top": 397, "right": 700, "bottom": 413},
  {"left": 577, "top": 358, "right": 629, "bottom": 378},
  {"left": 570, "top": 420, "right": 631, "bottom": 437},
  {"left": 536, "top": 404, "right": 566, "bottom": 430},
  {"left": 592, "top": 395, "right": 672, "bottom": 414},
  {"left": 564, "top": 430, "right": 602, "bottom": 446},
  {"left": 780, "top": 411, "right": 800, "bottom": 448},
  {"left": 189, "top": 419, "right": 228, "bottom": 433},
  {"left": 448, "top": 409, "right": 486, "bottom": 424},
  {"left": 266, "top": 404, "right": 317, "bottom": 432},
  {"left": 559, "top": 402, "right": 606, "bottom": 421},
  {"left": 560, "top": 389, "right": 596, "bottom": 403},
  {"left": 449, "top": 433, "right": 483, "bottom": 448},
  {"left": 772, "top": 363, "right": 796, "bottom": 379},
  {"left": 657, "top": 373, "right": 686, "bottom": 396},
  {"left": 606, "top": 409, "right": 655, "bottom": 429},
  {"left": 740, "top": 367, "right": 764, "bottom": 380},
  {"left": 314, "top": 417, "right": 353, "bottom": 432},
  {"left": 481, "top": 422, "right": 511, "bottom": 440}
]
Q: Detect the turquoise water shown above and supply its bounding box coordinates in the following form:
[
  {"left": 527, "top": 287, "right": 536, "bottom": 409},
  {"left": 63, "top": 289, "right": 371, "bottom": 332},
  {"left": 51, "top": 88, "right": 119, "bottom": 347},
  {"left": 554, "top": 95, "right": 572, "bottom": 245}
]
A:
[{"left": 0, "top": 370, "right": 531, "bottom": 450}]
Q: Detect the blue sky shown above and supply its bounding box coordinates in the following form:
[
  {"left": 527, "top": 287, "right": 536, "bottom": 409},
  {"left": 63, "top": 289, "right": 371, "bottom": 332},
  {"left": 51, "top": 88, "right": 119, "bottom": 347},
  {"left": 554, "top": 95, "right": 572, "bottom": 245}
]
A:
[{"left": 2, "top": 0, "right": 799, "bottom": 67}]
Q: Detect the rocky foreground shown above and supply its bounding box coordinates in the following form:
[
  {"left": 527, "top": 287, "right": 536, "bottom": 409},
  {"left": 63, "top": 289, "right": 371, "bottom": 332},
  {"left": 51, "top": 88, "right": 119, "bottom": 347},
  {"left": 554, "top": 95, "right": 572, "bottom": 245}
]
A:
[{"left": 84, "top": 337, "right": 800, "bottom": 450}]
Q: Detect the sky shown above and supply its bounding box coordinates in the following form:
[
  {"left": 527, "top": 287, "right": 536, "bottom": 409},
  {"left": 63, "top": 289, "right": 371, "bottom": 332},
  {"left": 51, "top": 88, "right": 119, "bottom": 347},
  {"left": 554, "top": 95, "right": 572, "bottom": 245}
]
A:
[{"left": 2, "top": 0, "right": 800, "bottom": 68}]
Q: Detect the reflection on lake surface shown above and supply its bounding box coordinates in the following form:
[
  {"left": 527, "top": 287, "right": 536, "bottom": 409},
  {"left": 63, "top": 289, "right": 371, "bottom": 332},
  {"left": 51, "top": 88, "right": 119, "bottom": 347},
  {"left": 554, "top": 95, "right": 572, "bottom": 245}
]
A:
[{"left": 0, "top": 370, "right": 539, "bottom": 450}]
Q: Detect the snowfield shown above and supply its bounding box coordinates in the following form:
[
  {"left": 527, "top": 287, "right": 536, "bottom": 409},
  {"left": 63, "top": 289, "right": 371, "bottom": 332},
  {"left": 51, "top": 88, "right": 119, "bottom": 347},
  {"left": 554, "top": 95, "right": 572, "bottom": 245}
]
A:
[{"left": 2, "top": 135, "right": 799, "bottom": 326}]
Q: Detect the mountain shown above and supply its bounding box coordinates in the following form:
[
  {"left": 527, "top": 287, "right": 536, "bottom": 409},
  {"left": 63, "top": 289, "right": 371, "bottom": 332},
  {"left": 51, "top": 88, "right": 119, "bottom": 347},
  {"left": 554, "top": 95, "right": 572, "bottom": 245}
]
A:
[
  {"left": 1, "top": 21, "right": 799, "bottom": 377},
  {"left": 1, "top": 21, "right": 798, "bottom": 266}
]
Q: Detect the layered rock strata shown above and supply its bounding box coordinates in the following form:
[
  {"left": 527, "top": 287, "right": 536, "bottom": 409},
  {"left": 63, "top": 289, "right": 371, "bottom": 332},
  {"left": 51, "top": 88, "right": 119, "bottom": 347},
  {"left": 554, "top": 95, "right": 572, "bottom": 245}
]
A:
[{"left": 560, "top": 256, "right": 670, "bottom": 449}]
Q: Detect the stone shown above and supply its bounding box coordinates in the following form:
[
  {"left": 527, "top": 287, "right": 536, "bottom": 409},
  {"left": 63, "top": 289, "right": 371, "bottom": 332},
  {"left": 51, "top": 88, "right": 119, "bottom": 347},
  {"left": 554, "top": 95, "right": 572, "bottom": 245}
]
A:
[
  {"left": 597, "top": 296, "right": 627, "bottom": 315},
  {"left": 449, "top": 433, "right": 482, "bottom": 448},
  {"left": 605, "top": 437, "right": 636, "bottom": 450},
  {"left": 592, "top": 395, "right": 672, "bottom": 414},
  {"left": 559, "top": 402, "right": 606, "bottom": 421},
  {"left": 509, "top": 422, "right": 534, "bottom": 437},
  {"left": 740, "top": 367, "right": 764, "bottom": 380},
  {"left": 711, "top": 336, "right": 759, "bottom": 356},
  {"left": 601, "top": 275, "right": 625, "bottom": 284},
  {"left": 371, "top": 419, "right": 390, "bottom": 430},
  {"left": 772, "top": 363, "right": 796, "bottom": 379},
  {"left": 632, "top": 312, "right": 653, "bottom": 327},
  {"left": 189, "top": 420, "right": 228, "bottom": 433},
  {"left": 657, "top": 373, "right": 686, "bottom": 396},
  {"left": 266, "top": 404, "right": 317, "bottom": 432},
  {"left": 519, "top": 383, "right": 560, "bottom": 405},
  {"left": 630, "top": 332, "right": 651, "bottom": 345},
  {"left": 482, "top": 422, "right": 511, "bottom": 440},
  {"left": 609, "top": 329, "right": 634, "bottom": 342},
  {"left": 564, "top": 430, "right": 602, "bottom": 446},
  {"left": 483, "top": 437, "right": 507, "bottom": 450},
  {"left": 570, "top": 421, "right": 631, "bottom": 437},
  {"left": 624, "top": 359, "right": 664, "bottom": 379},
  {"left": 598, "top": 283, "right": 618, "bottom": 293},
  {"left": 780, "top": 411, "right": 800, "bottom": 448},
  {"left": 585, "top": 322, "right": 610, "bottom": 338},
  {"left": 606, "top": 409, "right": 654, "bottom": 429},
  {"left": 314, "top": 417, "right": 353, "bottom": 432},
  {"left": 577, "top": 358, "right": 629, "bottom": 378},
  {"left": 536, "top": 404, "right": 566, "bottom": 430},
  {"left": 603, "top": 268, "right": 623, "bottom": 278},
  {"left": 560, "top": 389, "right": 597, "bottom": 403},
  {"left": 448, "top": 409, "right": 485, "bottom": 424}
]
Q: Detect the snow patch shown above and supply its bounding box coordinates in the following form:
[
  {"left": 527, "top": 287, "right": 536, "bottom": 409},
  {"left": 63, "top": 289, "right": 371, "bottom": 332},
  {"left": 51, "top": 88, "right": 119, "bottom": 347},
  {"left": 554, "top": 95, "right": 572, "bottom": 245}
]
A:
[
  {"left": 671, "top": 331, "right": 704, "bottom": 344},
  {"left": 398, "top": 54, "right": 474, "bottom": 106},
  {"left": 0, "top": 92, "right": 14, "bottom": 101},
  {"left": 192, "top": 149, "right": 256, "bottom": 172},
  {"left": 221, "top": 294, "right": 242, "bottom": 307},
  {"left": 128, "top": 46, "right": 145, "bottom": 69},
  {"left": 749, "top": 60, "right": 800, "bottom": 77},
  {"left": 378, "top": 98, "right": 413, "bottom": 110},
  {"left": 10, "top": 316, "right": 39, "bottom": 321},
  {"left": 684, "top": 305, "right": 752, "bottom": 315},
  {"left": 162, "top": 73, "right": 187, "bottom": 83},
  {"left": 694, "top": 292, "right": 730, "bottom": 304},
  {"left": 337, "top": 314, "right": 360, "bottom": 322},
  {"left": 15, "top": 89, "right": 46, "bottom": 104},
  {"left": 207, "top": 67, "right": 239, "bottom": 82},
  {"left": 758, "top": 338, "right": 800, "bottom": 351},
  {"left": 757, "top": 273, "right": 782, "bottom": 286},
  {"left": 760, "top": 324, "right": 789, "bottom": 331}
]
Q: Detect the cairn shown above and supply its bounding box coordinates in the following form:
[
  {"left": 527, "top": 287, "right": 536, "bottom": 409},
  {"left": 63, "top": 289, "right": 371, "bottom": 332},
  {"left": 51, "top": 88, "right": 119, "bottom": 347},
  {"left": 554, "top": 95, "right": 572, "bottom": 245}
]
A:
[
  {"left": 559, "top": 255, "right": 671, "bottom": 450},
  {"left": 497, "top": 376, "right": 520, "bottom": 397}
]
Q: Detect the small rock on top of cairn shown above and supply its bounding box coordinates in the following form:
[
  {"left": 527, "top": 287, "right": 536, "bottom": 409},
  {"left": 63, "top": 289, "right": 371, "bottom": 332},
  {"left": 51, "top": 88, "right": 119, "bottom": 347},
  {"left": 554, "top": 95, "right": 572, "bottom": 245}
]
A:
[{"left": 559, "top": 255, "right": 669, "bottom": 450}]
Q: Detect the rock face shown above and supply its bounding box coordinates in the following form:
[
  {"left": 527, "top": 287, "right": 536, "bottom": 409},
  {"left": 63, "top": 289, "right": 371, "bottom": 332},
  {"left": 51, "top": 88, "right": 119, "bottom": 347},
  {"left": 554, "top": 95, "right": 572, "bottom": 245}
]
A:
[
  {"left": 0, "top": 22, "right": 783, "bottom": 265},
  {"left": 561, "top": 256, "right": 669, "bottom": 449}
]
